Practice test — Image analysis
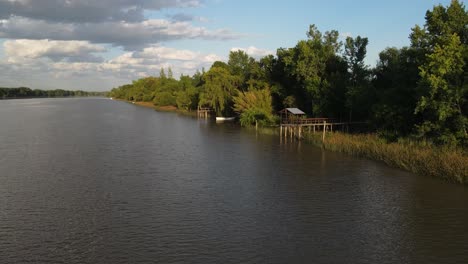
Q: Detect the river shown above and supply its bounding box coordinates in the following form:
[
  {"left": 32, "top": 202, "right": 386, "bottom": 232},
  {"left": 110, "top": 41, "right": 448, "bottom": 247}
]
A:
[{"left": 0, "top": 98, "right": 467, "bottom": 264}]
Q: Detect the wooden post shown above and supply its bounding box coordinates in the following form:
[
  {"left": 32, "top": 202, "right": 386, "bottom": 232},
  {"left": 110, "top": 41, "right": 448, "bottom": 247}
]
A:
[
  {"left": 280, "top": 125, "right": 283, "bottom": 137},
  {"left": 322, "top": 121, "right": 326, "bottom": 142}
]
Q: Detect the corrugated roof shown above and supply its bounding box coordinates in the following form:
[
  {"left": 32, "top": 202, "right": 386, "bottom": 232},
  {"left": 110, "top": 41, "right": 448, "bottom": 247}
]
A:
[{"left": 286, "top": 108, "right": 305, "bottom": 115}]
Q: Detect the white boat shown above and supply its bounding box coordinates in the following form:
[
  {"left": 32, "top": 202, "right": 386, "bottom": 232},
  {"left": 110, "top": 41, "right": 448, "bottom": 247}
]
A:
[{"left": 216, "top": 116, "right": 235, "bottom": 122}]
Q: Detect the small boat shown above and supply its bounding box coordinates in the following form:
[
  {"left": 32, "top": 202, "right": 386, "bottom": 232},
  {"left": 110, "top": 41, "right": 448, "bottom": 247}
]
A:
[{"left": 216, "top": 116, "right": 235, "bottom": 122}]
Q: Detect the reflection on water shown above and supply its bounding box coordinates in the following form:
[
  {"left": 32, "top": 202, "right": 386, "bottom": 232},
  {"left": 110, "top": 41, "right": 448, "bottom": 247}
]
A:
[{"left": 0, "top": 98, "right": 467, "bottom": 264}]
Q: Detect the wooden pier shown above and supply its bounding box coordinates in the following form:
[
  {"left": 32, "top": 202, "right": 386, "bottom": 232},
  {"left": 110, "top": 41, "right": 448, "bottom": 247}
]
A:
[
  {"left": 197, "top": 106, "right": 213, "bottom": 118},
  {"left": 279, "top": 108, "right": 357, "bottom": 141}
]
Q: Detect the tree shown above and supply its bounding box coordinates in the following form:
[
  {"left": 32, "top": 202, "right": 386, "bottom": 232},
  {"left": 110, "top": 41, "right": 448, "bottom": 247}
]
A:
[
  {"left": 233, "top": 88, "right": 274, "bottom": 126},
  {"left": 199, "top": 66, "right": 239, "bottom": 116},
  {"left": 176, "top": 75, "right": 199, "bottom": 110},
  {"left": 344, "top": 36, "right": 371, "bottom": 122},
  {"left": 415, "top": 33, "right": 466, "bottom": 144},
  {"left": 159, "top": 68, "right": 166, "bottom": 79},
  {"left": 228, "top": 50, "right": 252, "bottom": 90},
  {"left": 167, "top": 67, "right": 174, "bottom": 79},
  {"left": 411, "top": 0, "right": 467, "bottom": 145},
  {"left": 275, "top": 25, "right": 344, "bottom": 116},
  {"left": 372, "top": 47, "right": 421, "bottom": 139}
]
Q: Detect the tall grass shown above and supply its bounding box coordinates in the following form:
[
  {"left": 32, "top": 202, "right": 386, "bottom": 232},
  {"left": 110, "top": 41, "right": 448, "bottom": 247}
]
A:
[{"left": 305, "top": 132, "right": 468, "bottom": 184}]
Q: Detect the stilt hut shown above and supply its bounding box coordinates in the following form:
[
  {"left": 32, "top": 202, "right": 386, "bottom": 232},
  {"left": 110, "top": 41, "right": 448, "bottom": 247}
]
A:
[{"left": 279, "top": 108, "right": 306, "bottom": 125}]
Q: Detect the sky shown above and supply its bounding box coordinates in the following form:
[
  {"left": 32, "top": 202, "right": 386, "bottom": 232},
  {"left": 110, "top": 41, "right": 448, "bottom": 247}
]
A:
[{"left": 0, "top": 0, "right": 455, "bottom": 91}]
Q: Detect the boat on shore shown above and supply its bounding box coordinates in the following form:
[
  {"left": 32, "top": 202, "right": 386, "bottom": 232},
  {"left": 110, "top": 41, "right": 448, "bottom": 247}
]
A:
[{"left": 216, "top": 116, "right": 235, "bottom": 122}]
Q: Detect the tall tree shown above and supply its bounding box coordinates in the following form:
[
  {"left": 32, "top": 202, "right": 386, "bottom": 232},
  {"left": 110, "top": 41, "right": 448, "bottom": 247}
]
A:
[
  {"left": 411, "top": 0, "right": 467, "bottom": 145},
  {"left": 228, "top": 50, "right": 253, "bottom": 91},
  {"left": 275, "top": 25, "right": 343, "bottom": 116},
  {"left": 199, "top": 65, "right": 239, "bottom": 116},
  {"left": 372, "top": 47, "right": 421, "bottom": 138},
  {"left": 344, "top": 36, "right": 371, "bottom": 122}
]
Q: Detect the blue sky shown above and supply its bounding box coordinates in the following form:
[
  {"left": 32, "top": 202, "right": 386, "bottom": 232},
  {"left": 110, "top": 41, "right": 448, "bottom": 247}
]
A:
[
  {"left": 0, "top": 0, "right": 455, "bottom": 90},
  {"left": 165, "top": 0, "right": 452, "bottom": 64}
]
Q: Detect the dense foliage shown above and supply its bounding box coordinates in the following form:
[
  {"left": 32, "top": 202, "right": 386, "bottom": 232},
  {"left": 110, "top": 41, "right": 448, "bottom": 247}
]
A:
[
  {"left": 0, "top": 87, "right": 106, "bottom": 98},
  {"left": 109, "top": 1, "right": 467, "bottom": 147}
]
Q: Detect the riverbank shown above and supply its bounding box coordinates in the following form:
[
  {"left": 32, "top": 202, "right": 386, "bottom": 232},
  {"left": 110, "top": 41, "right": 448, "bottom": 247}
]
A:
[
  {"left": 1, "top": 96, "right": 105, "bottom": 100},
  {"left": 121, "top": 100, "right": 197, "bottom": 117},
  {"left": 122, "top": 100, "right": 467, "bottom": 185},
  {"left": 305, "top": 132, "right": 467, "bottom": 185},
  {"left": 248, "top": 125, "right": 467, "bottom": 184}
]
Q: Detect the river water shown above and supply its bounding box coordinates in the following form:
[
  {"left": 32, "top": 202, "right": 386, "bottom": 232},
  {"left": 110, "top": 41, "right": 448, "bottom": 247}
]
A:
[{"left": 0, "top": 98, "right": 467, "bottom": 264}]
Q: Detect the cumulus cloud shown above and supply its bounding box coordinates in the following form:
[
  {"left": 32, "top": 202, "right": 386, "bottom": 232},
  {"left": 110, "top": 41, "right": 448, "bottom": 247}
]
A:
[
  {"left": 0, "top": 16, "right": 241, "bottom": 50},
  {"left": 0, "top": 0, "right": 201, "bottom": 23},
  {"left": 230, "top": 46, "right": 273, "bottom": 58},
  {"left": 106, "top": 45, "right": 222, "bottom": 73},
  {"left": 0, "top": 43, "right": 222, "bottom": 90},
  {"left": 4, "top": 39, "right": 106, "bottom": 62},
  {"left": 0, "top": 0, "right": 244, "bottom": 90}
]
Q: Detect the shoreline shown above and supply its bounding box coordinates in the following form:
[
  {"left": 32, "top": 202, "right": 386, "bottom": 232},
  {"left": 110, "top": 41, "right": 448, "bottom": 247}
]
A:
[
  {"left": 121, "top": 100, "right": 467, "bottom": 185},
  {"left": 1, "top": 96, "right": 105, "bottom": 100},
  {"left": 305, "top": 132, "right": 467, "bottom": 185},
  {"left": 119, "top": 100, "right": 198, "bottom": 117}
]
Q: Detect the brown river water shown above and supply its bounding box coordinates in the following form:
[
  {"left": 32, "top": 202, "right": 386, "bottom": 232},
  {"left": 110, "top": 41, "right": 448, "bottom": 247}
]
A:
[{"left": 0, "top": 98, "right": 467, "bottom": 263}]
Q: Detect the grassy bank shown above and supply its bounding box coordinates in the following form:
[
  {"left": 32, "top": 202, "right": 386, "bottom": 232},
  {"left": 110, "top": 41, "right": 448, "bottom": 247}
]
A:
[
  {"left": 119, "top": 99, "right": 468, "bottom": 185},
  {"left": 305, "top": 132, "right": 467, "bottom": 184}
]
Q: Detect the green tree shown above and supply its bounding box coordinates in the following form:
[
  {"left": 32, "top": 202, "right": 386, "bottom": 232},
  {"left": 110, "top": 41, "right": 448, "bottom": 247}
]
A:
[
  {"left": 159, "top": 68, "right": 166, "bottom": 79},
  {"left": 344, "top": 36, "right": 371, "bottom": 121},
  {"left": 153, "top": 91, "right": 176, "bottom": 106},
  {"left": 168, "top": 67, "right": 174, "bottom": 79},
  {"left": 233, "top": 88, "right": 274, "bottom": 126},
  {"left": 372, "top": 47, "right": 421, "bottom": 139},
  {"left": 411, "top": 0, "right": 467, "bottom": 145},
  {"left": 275, "top": 25, "right": 343, "bottom": 116},
  {"left": 199, "top": 66, "right": 239, "bottom": 116},
  {"left": 176, "top": 75, "right": 199, "bottom": 110},
  {"left": 228, "top": 50, "right": 253, "bottom": 90},
  {"left": 415, "top": 33, "right": 467, "bottom": 144}
]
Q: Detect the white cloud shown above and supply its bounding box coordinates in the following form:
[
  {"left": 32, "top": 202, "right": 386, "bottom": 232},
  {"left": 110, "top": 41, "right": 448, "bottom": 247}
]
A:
[
  {"left": 4, "top": 39, "right": 106, "bottom": 62},
  {"left": 0, "top": 0, "right": 244, "bottom": 90},
  {"left": 230, "top": 46, "right": 273, "bottom": 58},
  {"left": 0, "top": 44, "right": 223, "bottom": 90},
  {"left": 0, "top": 0, "right": 202, "bottom": 22},
  {"left": 0, "top": 16, "right": 241, "bottom": 50}
]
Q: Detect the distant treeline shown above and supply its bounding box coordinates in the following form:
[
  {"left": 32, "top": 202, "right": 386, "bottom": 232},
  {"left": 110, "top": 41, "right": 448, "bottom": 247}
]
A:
[
  {"left": 0, "top": 87, "right": 107, "bottom": 99},
  {"left": 110, "top": 1, "right": 467, "bottom": 147}
]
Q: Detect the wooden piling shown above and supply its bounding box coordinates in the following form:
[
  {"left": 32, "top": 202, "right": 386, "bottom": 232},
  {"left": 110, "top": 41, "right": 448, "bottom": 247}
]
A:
[{"left": 322, "top": 121, "right": 326, "bottom": 142}]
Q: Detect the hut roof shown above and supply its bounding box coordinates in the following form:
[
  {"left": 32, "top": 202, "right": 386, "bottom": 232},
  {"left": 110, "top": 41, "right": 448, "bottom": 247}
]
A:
[{"left": 280, "top": 108, "right": 305, "bottom": 115}]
